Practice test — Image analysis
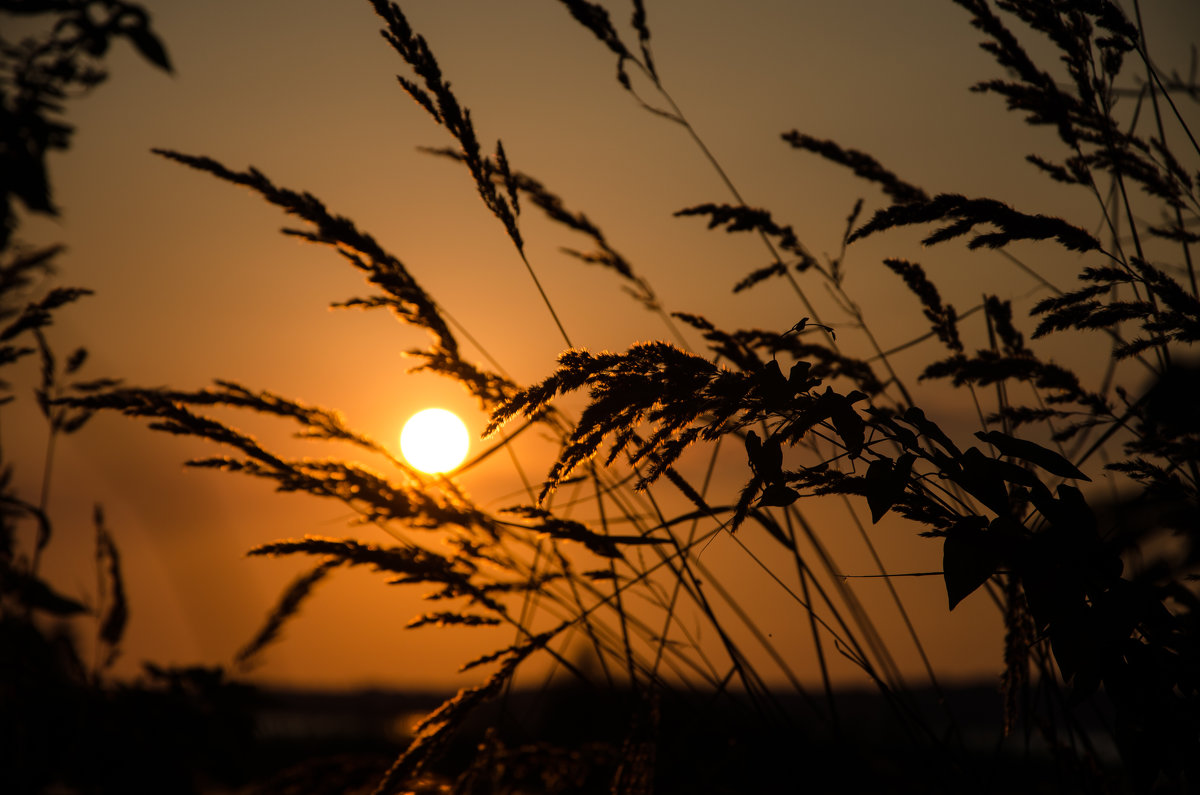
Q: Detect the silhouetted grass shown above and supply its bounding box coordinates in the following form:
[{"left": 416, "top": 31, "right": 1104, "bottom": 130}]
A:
[
  {"left": 48, "top": 0, "right": 1200, "bottom": 792},
  {"left": 0, "top": 7, "right": 264, "bottom": 795}
]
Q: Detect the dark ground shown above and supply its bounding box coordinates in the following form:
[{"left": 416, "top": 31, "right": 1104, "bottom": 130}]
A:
[{"left": 217, "top": 681, "right": 1123, "bottom": 794}]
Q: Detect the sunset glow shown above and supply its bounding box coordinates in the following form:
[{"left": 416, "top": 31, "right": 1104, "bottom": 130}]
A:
[
  {"left": 400, "top": 408, "right": 469, "bottom": 473},
  {"left": 17, "top": 0, "right": 1197, "bottom": 704}
]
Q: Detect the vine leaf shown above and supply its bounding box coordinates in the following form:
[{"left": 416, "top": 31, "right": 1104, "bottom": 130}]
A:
[
  {"left": 745, "top": 431, "right": 782, "bottom": 480},
  {"left": 975, "top": 430, "right": 1090, "bottom": 481},
  {"left": 943, "top": 520, "right": 997, "bottom": 610},
  {"left": 864, "top": 453, "right": 915, "bottom": 523},
  {"left": 759, "top": 481, "right": 800, "bottom": 507}
]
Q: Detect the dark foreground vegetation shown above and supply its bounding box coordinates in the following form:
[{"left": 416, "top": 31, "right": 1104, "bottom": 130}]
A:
[
  {"left": 0, "top": 676, "right": 1144, "bottom": 794},
  {"left": 3, "top": 0, "right": 1198, "bottom": 792}
]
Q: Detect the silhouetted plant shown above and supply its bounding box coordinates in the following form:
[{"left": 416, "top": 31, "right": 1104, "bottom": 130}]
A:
[
  {"left": 1, "top": 6, "right": 262, "bottom": 795},
  {"left": 70, "top": 0, "right": 1198, "bottom": 792},
  {"left": 0, "top": 0, "right": 171, "bottom": 249},
  {"left": 0, "top": 0, "right": 165, "bottom": 689}
]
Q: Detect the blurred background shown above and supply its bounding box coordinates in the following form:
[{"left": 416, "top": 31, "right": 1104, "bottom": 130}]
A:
[{"left": 10, "top": 0, "right": 1199, "bottom": 692}]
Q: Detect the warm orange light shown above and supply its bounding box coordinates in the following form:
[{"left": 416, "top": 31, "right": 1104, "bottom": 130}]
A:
[{"left": 400, "top": 408, "right": 469, "bottom": 473}]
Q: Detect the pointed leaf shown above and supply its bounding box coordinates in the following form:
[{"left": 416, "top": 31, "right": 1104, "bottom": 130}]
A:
[
  {"left": 788, "top": 360, "right": 816, "bottom": 392},
  {"left": 831, "top": 399, "right": 864, "bottom": 458},
  {"left": 745, "top": 431, "right": 762, "bottom": 473},
  {"left": 125, "top": 25, "right": 173, "bottom": 73},
  {"left": 975, "top": 430, "right": 1090, "bottom": 480},
  {"left": 864, "top": 457, "right": 894, "bottom": 523},
  {"left": 901, "top": 406, "right": 961, "bottom": 457},
  {"left": 865, "top": 453, "right": 915, "bottom": 523},
  {"left": 759, "top": 481, "right": 800, "bottom": 507},
  {"left": 746, "top": 431, "right": 782, "bottom": 479},
  {"left": 759, "top": 358, "right": 791, "bottom": 403},
  {"left": 956, "top": 447, "right": 1014, "bottom": 515},
  {"left": 943, "top": 521, "right": 997, "bottom": 610}
]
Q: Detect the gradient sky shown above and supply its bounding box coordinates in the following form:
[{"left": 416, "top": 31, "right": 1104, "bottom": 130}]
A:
[{"left": 14, "top": 0, "right": 1200, "bottom": 690}]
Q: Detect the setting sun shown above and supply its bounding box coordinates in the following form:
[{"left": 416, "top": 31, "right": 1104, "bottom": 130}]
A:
[{"left": 399, "top": 408, "right": 470, "bottom": 473}]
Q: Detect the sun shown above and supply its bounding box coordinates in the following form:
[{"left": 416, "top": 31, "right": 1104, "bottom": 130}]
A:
[{"left": 400, "top": 408, "right": 470, "bottom": 474}]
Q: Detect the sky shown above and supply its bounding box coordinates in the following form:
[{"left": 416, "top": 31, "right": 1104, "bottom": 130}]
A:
[{"left": 11, "top": 0, "right": 1200, "bottom": 691}]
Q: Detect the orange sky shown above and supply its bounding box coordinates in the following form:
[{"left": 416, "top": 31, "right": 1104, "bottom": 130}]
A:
[{"left": 14, "top": 0, "right": 1200, "bottom": 690}]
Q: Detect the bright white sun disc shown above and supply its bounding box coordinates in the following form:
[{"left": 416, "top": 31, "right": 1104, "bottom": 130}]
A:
[{"left": 400, "top": 408, "right": 470, "bottom": 473}]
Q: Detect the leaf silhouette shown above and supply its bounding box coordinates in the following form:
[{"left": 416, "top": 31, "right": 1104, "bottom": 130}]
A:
[
  {"left": 943, "top": 520, "right": 997, "bottom": 610},
  {"left": 865, "top": 453, "right": 915, "bottom": 523},
  {"left": 976, "top": 430, "right": 1090, "bottom": 480}
]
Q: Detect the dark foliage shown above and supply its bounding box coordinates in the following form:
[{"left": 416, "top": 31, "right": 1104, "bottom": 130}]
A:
[{"left": 54, "top": 0, "right": 1200, "bottom": 792}]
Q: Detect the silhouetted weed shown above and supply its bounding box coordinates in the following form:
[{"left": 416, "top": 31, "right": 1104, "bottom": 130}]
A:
[{"left": 54, "top": 1, "right": 1200, "bottom": 792}]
